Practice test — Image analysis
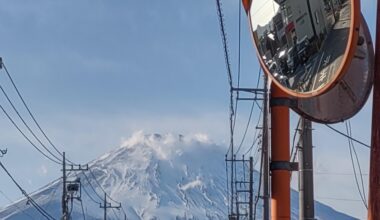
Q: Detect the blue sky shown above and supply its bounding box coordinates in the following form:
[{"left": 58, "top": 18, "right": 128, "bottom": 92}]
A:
[{"left": 0, "top": 0, "right": 376, "bottom": 219}]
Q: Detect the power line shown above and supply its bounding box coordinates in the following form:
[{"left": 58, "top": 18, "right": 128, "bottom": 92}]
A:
[
  {"left": 81, "top": 182, "right": 101, "bottom": 205},
  {"left": 325, "top": 124, "right": 370, "bottom": 148},
  {"left": 82, "top": 171, "right": 103, "bottom": 202},
  {"left": 0, "top": 84, "right": 63, "bottom": 163},
  {"left": 215, "top": 0, "right": 236, "bottom": 213},
  {"left": 79, "top": 199, "right": 86, "bottom": 220},
  {"left": 235, "top": 101, "right": 255, "bottom": 154},
  {"left": 345, "top": 121, "right": 368, "bottom": 209},
  {"left": 244, "top": 107, "right": 263, "bottom": 156},
  {"left": 88, "top": 168, "right": 124, "bottom": 207},
  {"left": 253, "top": 142, "right": 264, "bottom": 220},
  {"left": 1, "top": 61, "right": 77, "bottom": 166},
  {"left": 0, "top": 161, "right": 56, "bottom": 220},
  {"left": 316, "top": 196, "right": 363, "bottom": 202},
  {"left": 215, "top": 0, "right": 235, "bottom": 156},
  {"left": 0, "top": 104, "right": 62, "bottom": 164},
  {"left": 0, "top": 189, "right": 37, "bottom": 220},
  {"left": 315, "top": 172, "right": 368, "bottom": 176},
  {"left": 86, "top": 168, "right": 127, "bottom": 218},
  {"left": 236, "top": 68, "right": 263, "bottom": 155}
]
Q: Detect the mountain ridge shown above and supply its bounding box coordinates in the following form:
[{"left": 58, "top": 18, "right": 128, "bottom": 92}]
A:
[{"left": 0, "top": 132, "right": 356, "bottom": 219}]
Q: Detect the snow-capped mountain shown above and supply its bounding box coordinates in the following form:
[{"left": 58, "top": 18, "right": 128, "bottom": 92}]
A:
[{"left": 0, "top": 132, "right": 356, "bottom": 219}]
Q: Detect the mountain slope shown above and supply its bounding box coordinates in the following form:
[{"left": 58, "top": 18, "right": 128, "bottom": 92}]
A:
[{"left": 0, "top": 132, "right": 356, "bottom": 219}]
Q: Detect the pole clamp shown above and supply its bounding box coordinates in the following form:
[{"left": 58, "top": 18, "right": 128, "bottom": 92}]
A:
[
  {"left": 270, "top": 97, "right": 297, "bottom": 108},
  {"left": 270, "top": 161, "right": 299, "bottom": 171}
]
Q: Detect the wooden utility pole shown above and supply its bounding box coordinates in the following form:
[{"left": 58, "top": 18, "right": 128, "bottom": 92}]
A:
[
  {"left": 270, "top": 84, "right": 291, "bottom": 220},
  {"left": 298, "top": 118, "right": 315, "bottom": 220},
  {"left": 262, "top": 75, "right": 270, "bottom": 220},
  {"left": 368, "top": 0, "right": 380, "bottom": 219}
]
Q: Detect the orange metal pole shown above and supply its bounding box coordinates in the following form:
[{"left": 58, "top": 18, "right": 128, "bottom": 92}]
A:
[
  {"left": 368, "top": 0, "right": 380, "bottom": 219},
  {"left": 270, "top": 83, "right": 291, "bottom": 220}
]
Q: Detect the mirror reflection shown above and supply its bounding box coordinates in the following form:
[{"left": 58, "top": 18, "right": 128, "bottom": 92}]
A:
[{"left": 250, "top": 0, "right": 351, "bottom": 93}]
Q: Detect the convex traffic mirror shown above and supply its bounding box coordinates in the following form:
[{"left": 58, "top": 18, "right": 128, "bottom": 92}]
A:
[{"left": 248, "top": 0, "right": 360, "bottom": 97}]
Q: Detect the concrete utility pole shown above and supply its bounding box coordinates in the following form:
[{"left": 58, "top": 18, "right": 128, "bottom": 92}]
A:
[
  {"left": 262, "top": 75, "right": 270, "bottom": 220},
  {"left": 100, "top": 193, "right": 121, "bottom": 220},
  {"left": 62, "top": 152, "right": 68, "bottom": 220},
  {"left": 103, "top": 193, "right": 107, "bottom": 220},
  {"left": 61, "top": 152, "right": 88, "bottom": 220},
  {"left": 249, "top": 157, "right": 253, "bottom": 220},
  {"left": 298, "top": 118, "right": 315, "bottom": 220}
]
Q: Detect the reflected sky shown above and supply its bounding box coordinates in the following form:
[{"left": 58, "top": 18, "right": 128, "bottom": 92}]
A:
[{"left": 250, "top": 0, "right": 279, "bottom": 31}]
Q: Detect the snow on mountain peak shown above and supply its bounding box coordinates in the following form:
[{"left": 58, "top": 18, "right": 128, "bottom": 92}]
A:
[
  {"left": 0, "top": 132, "right": 357, "bottom": 220},
  {"left": 116, "top": 131, "right": 217, "bottom": 161}
]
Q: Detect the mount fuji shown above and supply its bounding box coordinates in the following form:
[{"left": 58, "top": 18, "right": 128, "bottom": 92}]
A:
[{"left": 0, "top": 132, "right": 356, "bottom": 219}]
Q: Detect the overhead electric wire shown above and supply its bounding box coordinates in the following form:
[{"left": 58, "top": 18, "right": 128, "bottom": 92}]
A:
[
  {"left": 45, "top": 184, "right": 61, "bottom": 211},
  {"left": 253, "top": 143, "right": 264, "bottom": 220},
  {"left": 88, "top": 168, "right": 121, "bottom": 205},
  {"left": 112, "top": 208, "right": 119, "bottom": 220},
  {"left": 231, "top": 0, "right": 242, "bottom": 144},
  {"left": 290, "top": 118, "right": 302, "bottom": 163},
  {"left": 79, "top": 199, "right": 86, "bottom": 220},
  {"left": 68, "top": 198, "right": 74, "bottom": 219},
  {"left": 0, "top": 161, "right": 56, "bottom": 220},
  {"left": 345, "top": 121, "right": 368, "bottom": 209},
  {"left": 347, "top": 121, "right": 367, "bottom": 204},
  {"left": 216, "top": 0, "right": 236, "bottom": 213},
  {"left": 326, "top": 124, "right": 370, "bottom": 148},
  {"left": 225, "top": 156, "right": 230, "bottom": 216},
  {"left": 0, "top": 104, "right": 61, "bottom": 165},
  {"left": 83, "top": 169, "right": 127, "bottom": 217},
  {"left": 235, "top": 101, "right": 255, "bottom": 155},
  {"left": 236, "top": 68, "right": 263, "bottom": 155},
  {"left": 215, "top": 0, "right": 235, "bottom": 156},
  {"left": 82, "top": 171, "right": 103, "bottom": 202},
  {"left": 0, "top": 84, "right": 63, "bottom": 163},
  {"left": 81, "top": 181, "right": 101, "bottom": 205},
  {"left": 317, "top": 196, "right": 363, "bottom": 202},
  {"left": 244, "top": 107, "right": 263, "bottom": 156},
  {"left": 1, "top": 62, "right": 77, "bottom": 166},
  {"left": 0, "top": 189, "right": 37, "bottom": 220}
]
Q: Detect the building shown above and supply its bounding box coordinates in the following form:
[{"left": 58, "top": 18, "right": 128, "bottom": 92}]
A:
[{"left": 275, "top": 0, "right": 329, "bottom": 47}]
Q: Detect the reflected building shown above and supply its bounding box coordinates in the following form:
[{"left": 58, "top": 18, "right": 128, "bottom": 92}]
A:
[
  {"left": 275, "top": 0, "right": 329, "bottom": 48},
  {"left": 249, "top": 0, "right": 353, "bottom": 94}
]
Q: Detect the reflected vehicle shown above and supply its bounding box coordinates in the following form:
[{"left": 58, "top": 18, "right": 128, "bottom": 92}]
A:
[
  {"left": 296, "top": 36, "right": 311, "bottom": 63},
  {"left": 248, "top": 0, "right": 359, "bottom": 96}
]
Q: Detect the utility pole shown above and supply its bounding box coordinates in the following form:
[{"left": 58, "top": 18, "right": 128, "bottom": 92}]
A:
[
  {"left": 368, "top": 0, "right": 380, "bottom": 219},
  {"left": 62, "top": 152, "right": 68, "bottom": 220},
  {"left": 228, "top": 84, "right": 266, "bottom": 220},
  {"left": 103, "top": 193, "right": 107, "bottom": 220},
  {"left": 248, "top": 157, "right": 253, "bottom": 220},
  {"left": 262, "top": 75, "right": 270, "bottom": 220},
  {"left": 298, "top": 118, "right": 315, "bottom": 220},
  {"left": 61, "top": 152, "right": 88, "bottom": 220},
  {"left": 100, "top": 192, "right": 121, "bottom": 220}
]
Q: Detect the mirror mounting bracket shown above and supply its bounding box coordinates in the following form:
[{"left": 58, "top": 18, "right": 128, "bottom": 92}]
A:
[{"left": 270, "top": 97, "right": 298, "bottom": 108}]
